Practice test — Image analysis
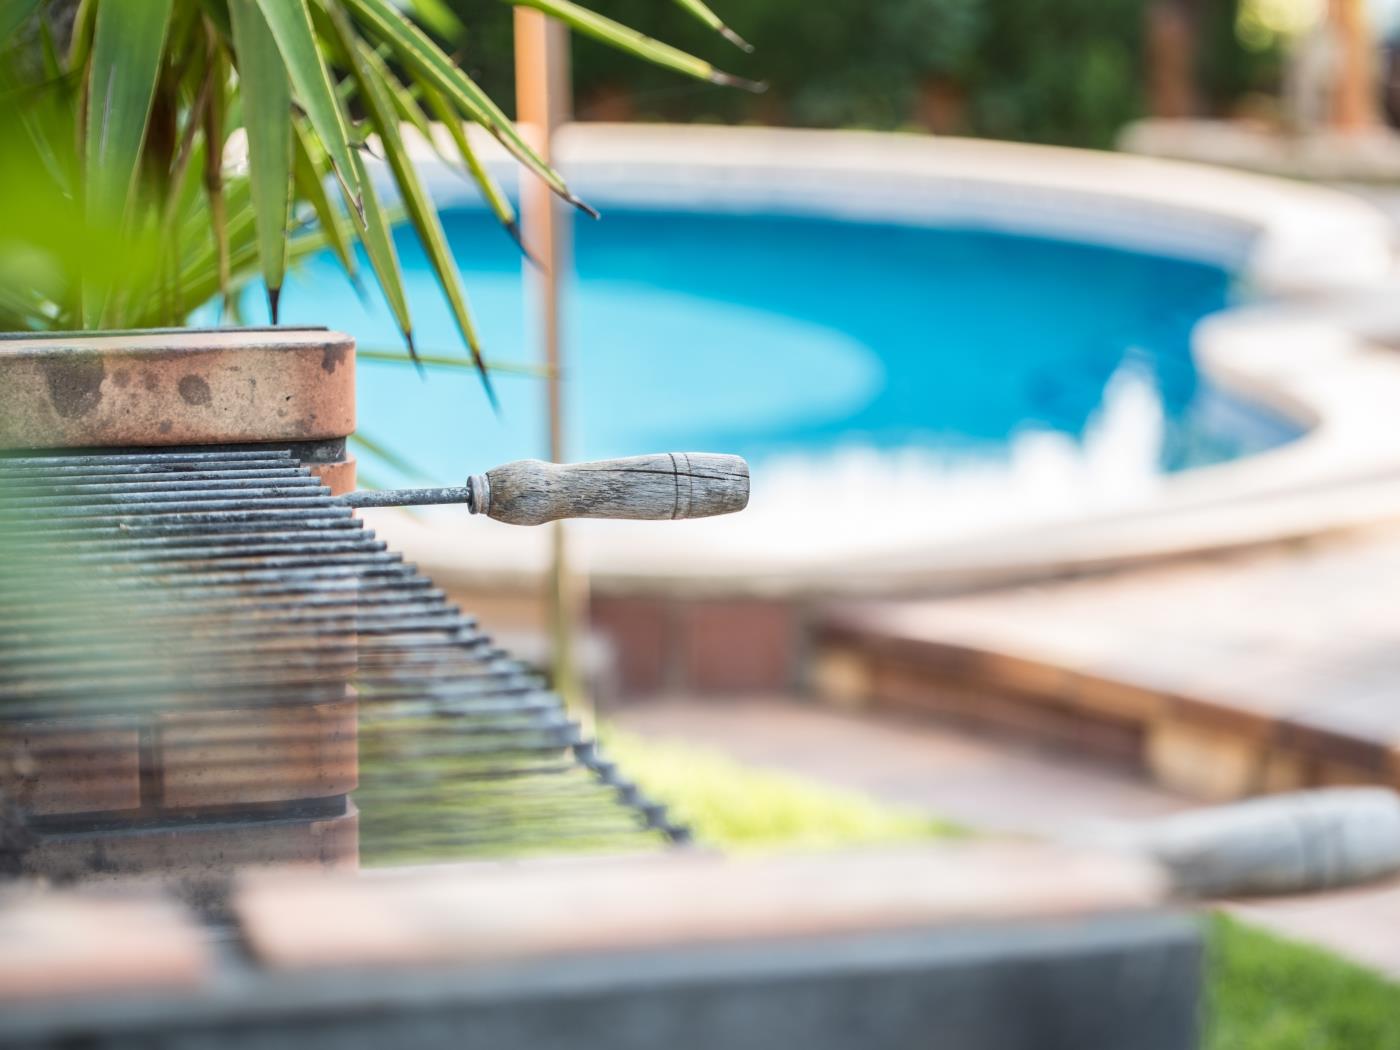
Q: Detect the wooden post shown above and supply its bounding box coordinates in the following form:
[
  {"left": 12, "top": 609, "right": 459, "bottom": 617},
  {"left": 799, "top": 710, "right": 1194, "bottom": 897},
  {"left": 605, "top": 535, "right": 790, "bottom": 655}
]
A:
[
  {"left": 1331, "top": 0, "right": 1380, "bottom": 131},
  {"left": 514, "top": 11, "right": 588, "bottom": 717},
  {"left": 1145, "top": 0, "right": 1199, "bottom": 119}
]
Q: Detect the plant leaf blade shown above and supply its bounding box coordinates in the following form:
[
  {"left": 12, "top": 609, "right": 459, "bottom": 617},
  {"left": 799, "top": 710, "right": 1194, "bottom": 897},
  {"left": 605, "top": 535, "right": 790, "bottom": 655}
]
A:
[
  {"left": 292, "top": 120, "right": 359, "bottom": 286},
  {"left": 83, "top": 0, "right": 173, "bottom": 324},
  {"left": 670, "top": 0, "right": 752, "bottom": 52},
  {"left": 228, "top": 0, "right": 292, "bottom": 318},
  {"left": 340, "top": 0, "right": 585, "bottom": 213},
  {"left": 0, "top": 0, "right": 41, "bottom": 40},
  {"left": 425, "top": 89, "right": 527, "bottom": 255},
  {"left": 326, "top": 4, "right": 495, "bottom": 405},
  {"left": 84, "top": 0, "right": 173, "bottom": 224},
  {"left": 252, "top": 0, "right": 362, "bottom": 213},
  {"left": 347, "top": 145, "right": 415, "bottom": 362},
  {"left": 507, "top": 0, "right": 759, "bottom": 89}
]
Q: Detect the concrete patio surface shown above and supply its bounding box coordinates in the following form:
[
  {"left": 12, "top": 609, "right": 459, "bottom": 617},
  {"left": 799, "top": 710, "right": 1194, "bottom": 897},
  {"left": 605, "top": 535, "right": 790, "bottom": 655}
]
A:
[{"left": 615, "top": 697, "right": 1400, "bottom": 979}]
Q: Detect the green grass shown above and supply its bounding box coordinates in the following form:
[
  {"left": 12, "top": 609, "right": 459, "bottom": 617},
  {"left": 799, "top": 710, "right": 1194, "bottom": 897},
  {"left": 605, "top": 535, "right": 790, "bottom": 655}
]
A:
[
  {"left": 1205, "top": 916, "right": 1400, "bottom": 1050},
  {"left": 602, "top": 729, "right": 960, "bottom": 849},
  {"left": 606, "top": 728, "right": 1400, "bottom": 1050}
]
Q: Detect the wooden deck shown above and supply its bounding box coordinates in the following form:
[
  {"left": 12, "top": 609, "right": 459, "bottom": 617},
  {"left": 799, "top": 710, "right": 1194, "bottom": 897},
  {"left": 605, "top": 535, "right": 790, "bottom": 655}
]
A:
[{"left": 814, "top": 524, "right": 1400, "bottom": 801}]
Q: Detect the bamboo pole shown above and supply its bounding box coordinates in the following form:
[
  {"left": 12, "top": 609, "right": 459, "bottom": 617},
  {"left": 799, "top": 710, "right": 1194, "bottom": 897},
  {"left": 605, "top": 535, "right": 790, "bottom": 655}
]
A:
[
  {"left": 1331, "top": 0, "right": 1380, "bottom": 132},
  {"left": 514, "top": 11, "right": 589, "bottom": 719}
]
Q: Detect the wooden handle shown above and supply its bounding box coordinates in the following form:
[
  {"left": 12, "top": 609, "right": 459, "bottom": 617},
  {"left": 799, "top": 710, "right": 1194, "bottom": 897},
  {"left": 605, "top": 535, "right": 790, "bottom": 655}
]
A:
[
  {"left": 469, "top": 453, "right": 749, "bottom": 526},
  {"left": 1089, "top": 788, "right": 1400, "bottom": 898}
]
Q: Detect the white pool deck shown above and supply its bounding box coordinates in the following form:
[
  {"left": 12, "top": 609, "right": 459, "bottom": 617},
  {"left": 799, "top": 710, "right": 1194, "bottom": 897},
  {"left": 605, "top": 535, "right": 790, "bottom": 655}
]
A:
[{"left": 365, "top": 124, "right": 1400, "bottom": 596}]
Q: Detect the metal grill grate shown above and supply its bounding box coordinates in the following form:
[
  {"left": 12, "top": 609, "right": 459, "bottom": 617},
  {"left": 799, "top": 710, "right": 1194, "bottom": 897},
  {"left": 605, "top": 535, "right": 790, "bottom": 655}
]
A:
[{"left": 0, "top": 447, "right": 683, "bottom": 881}]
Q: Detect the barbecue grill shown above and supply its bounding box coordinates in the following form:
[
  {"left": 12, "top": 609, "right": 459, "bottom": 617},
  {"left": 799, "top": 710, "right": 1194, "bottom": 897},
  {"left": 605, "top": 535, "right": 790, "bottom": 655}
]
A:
[
  {"left": 0, "top": 330, "right": 1213, "bottom": 1050},
  {"left": 0, "top": 327, "right": 748, "bottom": 888}
]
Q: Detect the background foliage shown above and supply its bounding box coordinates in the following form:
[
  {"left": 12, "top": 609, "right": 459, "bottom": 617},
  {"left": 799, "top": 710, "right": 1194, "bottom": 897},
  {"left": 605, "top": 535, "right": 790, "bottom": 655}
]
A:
[
  {"left": 449, "top": 0, "right": 1277, "bottom": 148},
  {"left": 0, "top": 0, "right": 751, "bottom": 397}
]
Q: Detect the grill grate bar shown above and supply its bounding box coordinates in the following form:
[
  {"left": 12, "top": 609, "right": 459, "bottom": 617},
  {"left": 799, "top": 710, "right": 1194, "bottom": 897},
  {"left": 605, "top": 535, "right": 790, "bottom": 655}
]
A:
[
  {"left": 0, "top": 448, "right": 685, "bottom": 869},
  {"left": 0, "top": 474, "right": 326, "bottom": 497},
  {"left": 0, "top": 449, "right": 295, "bottom": 468}
]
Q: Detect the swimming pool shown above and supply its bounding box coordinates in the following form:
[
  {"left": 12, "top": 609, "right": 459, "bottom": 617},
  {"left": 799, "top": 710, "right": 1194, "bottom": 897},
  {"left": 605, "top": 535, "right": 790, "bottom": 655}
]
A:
[{"left": 260, "top": 206, "right": 1298, "bottom": 490}]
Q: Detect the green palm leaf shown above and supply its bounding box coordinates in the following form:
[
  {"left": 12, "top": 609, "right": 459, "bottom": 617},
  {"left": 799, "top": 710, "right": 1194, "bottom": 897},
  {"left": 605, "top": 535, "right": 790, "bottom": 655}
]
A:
[
  {"left": 83, "top": 0, "right": 172, "bottom": 323},
  {"left": 347, "top": 144, "right": 416, "bottom": 365},
  {"left": 228, "top": 0, "right": 292, "bottom": 320},
  {"left": 0, "top": 0, "right": 41, "bottom": 41},
  {"left": 403, "top": 0, "right": 462, "bottom": 42},
  {"left": 252, "top": 0, "right": 362, "bottom": 214},
  {"left": 325, "top": 2, "right": 496, "bottom": 406},
  {"left": 8, "top": 0, "right": 750, "bottom": 367},
  {"left": 671, "top": 0, "right": 753, "bottom": 52},
  {"left": 507, "top": 0, "right": 759, "bottom": 89},
  {"left": 419, "top": 82, "right": 525, "bottom": 255},
  {"left": 361, "top": 43, "right": 523, "bottom": 255},
  {"left": 340, "top": 0, "right": 592, "bottom": 217},
  {"left": 202, "top": 47, "right": 232, "bottom": 314},
  {"left": 292, "top": 121, "right": 360, "bottom": 287}
]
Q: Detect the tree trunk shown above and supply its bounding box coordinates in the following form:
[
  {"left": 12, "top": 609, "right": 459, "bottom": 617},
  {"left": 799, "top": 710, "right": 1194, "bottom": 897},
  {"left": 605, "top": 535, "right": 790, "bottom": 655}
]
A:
[{"left": 1146, "top": 0, "right": 1199, "bottom": 119}]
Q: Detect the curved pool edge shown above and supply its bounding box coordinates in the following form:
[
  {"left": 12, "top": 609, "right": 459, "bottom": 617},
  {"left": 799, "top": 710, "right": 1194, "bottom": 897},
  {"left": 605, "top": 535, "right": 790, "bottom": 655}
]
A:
[{"left": 376, "top": 124, "right": 1400, "bottom": 597}]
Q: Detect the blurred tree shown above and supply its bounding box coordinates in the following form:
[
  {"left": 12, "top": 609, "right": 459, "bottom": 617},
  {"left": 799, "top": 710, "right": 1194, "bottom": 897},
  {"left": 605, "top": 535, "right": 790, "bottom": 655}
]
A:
[
  {"left": 445, "top": 0, "right": 983, "bottom": 127},
  {"left": 962, "top": 0, "right": 1142, "bottom": 146},
  {"left": 444, "top": 0, "right": 1272, "bottom": 147},
  {"left": 1199, "top": 0, "right": 1284, "bottom": 115}
]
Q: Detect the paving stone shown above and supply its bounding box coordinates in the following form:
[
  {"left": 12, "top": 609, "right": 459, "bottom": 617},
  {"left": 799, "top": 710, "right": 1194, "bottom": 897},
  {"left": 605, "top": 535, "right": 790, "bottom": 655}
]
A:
[
  {"left": 615, "top": 698, "right": 1400, "bottom": 978},
  {"left": 814, "top": 526, "right": 1400, "bottom": 791},
  {"left": 237, "top": 844, "right": 1169, "bottom": 971},
  {"left": 0, "top": 890, "right": 210, "bottom": 1002},
  {"left": 678, "top": 599, "right": 797, "bottom": 694},
  {"left": 616, "top": 698, "right": 1191, "bottom": 835},
  {"left": 590, "top": 594, "right": 673, "bottom": 695}
]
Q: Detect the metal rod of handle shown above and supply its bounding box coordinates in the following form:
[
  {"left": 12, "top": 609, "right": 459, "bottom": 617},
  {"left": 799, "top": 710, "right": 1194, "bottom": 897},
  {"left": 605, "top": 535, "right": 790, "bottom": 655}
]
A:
[
  {"left": 339, "top": 486, "right": 474, "bottom": 510},
  {"left": 337, "top": 453, "right": 750, "bottom": 526}
]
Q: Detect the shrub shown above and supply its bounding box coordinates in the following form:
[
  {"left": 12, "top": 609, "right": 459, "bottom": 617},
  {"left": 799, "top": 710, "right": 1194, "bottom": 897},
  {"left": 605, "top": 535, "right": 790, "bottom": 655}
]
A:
[{"left": 447, "top": 0, "right": 1267, "bottom": 148}]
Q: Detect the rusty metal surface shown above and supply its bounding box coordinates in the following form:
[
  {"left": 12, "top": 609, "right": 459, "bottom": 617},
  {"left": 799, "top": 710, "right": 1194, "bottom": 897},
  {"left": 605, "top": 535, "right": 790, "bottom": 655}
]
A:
[{"left": 0, "top": 329, "right": 355, "bottom": 450}]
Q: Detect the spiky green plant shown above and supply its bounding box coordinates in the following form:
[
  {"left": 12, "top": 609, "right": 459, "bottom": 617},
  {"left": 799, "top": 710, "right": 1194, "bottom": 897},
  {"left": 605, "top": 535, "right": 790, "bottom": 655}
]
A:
[{"left": 0, "top": 0, "right": 754, "bottom": 401}]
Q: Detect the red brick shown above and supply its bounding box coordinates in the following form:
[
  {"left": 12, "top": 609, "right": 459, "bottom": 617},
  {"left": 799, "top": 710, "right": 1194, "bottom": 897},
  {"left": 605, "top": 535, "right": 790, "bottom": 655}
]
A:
[
  {"left": 0, "top": 328, "right": 355, "bottom": 451},
  {"left": 22, "top": 806, "right": 359, "bottom": 884},
  {"left": 589, "top": 594, "right": 673, "bottom": 696},
  {"left": 0, "top": 722, "right": 142, "bottom": 816},
  {"left": 309, "top": 455, "right": 357, "bottom": 497},
  {"left": 677, "top": 599, "right": 797, "bottom": 694},
  {"left": 0, "top": 892, "right": 210, "bottom": 1002},
  {"left": 237, "top": 844, "right": 1168, "bottom": 971},
  {"left": 158, "top": 700, "right": 358, "bottom": 809}
]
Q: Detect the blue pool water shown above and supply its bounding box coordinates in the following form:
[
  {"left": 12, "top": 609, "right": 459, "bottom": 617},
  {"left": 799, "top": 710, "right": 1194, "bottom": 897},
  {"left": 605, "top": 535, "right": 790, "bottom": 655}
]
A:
[{"left": 255, "top": 208, "right": 1297, "bottom": 487}]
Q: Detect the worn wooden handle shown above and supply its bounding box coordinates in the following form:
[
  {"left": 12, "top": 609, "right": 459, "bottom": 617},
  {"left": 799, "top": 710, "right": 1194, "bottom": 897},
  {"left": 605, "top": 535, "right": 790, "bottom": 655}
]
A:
[
  {"left": 1087, "top": 788, "right": 1400, "bottom": 899},
  {"left": 468, "top": 453, "right": 750, "bottom": 526}
]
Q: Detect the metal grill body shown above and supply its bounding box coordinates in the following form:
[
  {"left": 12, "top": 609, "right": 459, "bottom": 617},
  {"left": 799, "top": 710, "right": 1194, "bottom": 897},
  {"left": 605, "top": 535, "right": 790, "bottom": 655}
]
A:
[{"left": 0, "top": 445, "right": 679, "bottom": 885}]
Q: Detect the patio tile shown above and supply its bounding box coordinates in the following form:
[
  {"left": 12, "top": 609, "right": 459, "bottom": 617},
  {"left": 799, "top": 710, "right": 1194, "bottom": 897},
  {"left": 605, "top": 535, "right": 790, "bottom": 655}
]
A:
[
  {"left": 813, "top": 526, "right": 1400, "bottom": 795},
  {"left": 616, "top": 698, "right": 1190, "bottom": 836},
  {"left": 0, "top": 891, "right": 210, "bottom": 1002},
  {"left": 615, "top": 698, "right": 1400, "bottom": 978},
  {"left": 239, "top": 844, "right": 1168, "bottom": 972}
]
